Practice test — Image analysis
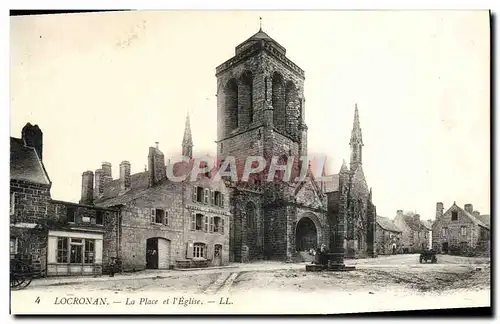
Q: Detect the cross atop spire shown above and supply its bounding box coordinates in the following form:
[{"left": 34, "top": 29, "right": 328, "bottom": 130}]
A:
[{"left": 182, "top": 112, "right": 193, "bottom": 158}]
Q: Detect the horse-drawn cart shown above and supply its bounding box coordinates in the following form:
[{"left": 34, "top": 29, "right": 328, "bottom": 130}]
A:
[{"left": 10, "top": 258, "right": 40, "bottom": 290}]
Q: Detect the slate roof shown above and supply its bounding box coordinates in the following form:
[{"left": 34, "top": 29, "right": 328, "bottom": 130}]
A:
[
  {"left": 321, "top": 174, "right": 340, "bottom": 193},
  {"left": 236, "top": 29, "right": 287, "bottom": 54},
  {"left": 95, "top": 160, "right": 199, "bottom": 208},
  {"left": 445, "top": 204, "right": 489, "bottom": 230},
  {"left": 100, "top": 171, "right": 149, "bottom": 200},
  {"left": 10, "top": 137, "right": 50, "bottom": 185},
  {"left": 474, "top": 214, "right": 490, "bottom": 229},
  {"left": 401, "top": 214, "right": 424, "bottom": 231},
  {"left": 376, "top": 216, "right": 402, "bottom": 233}
]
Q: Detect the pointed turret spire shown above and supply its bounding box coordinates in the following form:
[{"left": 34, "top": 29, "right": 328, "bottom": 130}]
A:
[
  {"left": 349, "top": 103, "right": 364, "bottom": 172},
  {"left": 340, "top": 158, "right": 349, "bottom": 173},
  {"left": 259, "top": 17, "right": 263, "bottom": 31},
  {"left": 182, "top": 112, "right": 193, "bottom": 158},
  {"left": 350, "top": 103, "right": 363, "bottom": 145}
]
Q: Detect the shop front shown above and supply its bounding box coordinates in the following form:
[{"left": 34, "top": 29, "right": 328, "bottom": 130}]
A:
[{"left": 46, "top": 230, "right": 103, "bottom": 276}]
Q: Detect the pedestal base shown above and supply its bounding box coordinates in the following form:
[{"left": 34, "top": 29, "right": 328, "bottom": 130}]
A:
[
  {"left": 305, "top": 264, "right": 356, "bottom": 272},
  {"left": 325, "top": 264, "right": 356, "bottom": 272}
]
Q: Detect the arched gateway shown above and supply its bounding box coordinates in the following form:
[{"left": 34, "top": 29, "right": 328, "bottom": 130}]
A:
[{"left": 295, "top": 217, "right": 318, "bottom": 251}]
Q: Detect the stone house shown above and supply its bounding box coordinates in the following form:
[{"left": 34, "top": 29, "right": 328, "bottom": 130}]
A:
[
  {"left": 10, "top": 123, "right": 118, "bottom": 277},
  {"left": 375, "top": 216, "right": 402, "bottom": 255},
  {"left": 215, "top": 27, "right": 376, "bottom": 261},
  {"left": 393, "top": 210, "right": 429, "bottom": 253},
  {"left": 90, "top": 116, "right": 232, "bottom": 270},
  {"left": 432, "top": 202, "right": 490, "bottom": 254}
]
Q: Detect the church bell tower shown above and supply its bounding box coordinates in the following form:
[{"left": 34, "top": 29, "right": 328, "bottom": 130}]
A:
[{"left": 215, "top": 26, "right": 308, "bottom": 180}]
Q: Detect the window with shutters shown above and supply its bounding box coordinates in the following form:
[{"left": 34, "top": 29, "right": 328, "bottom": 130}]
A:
[
  {"left": 204, "top": 188, "right": 209, "bottom": 204},
  {"left": 461, "top": 226, "right": 467, "bottom": 236},
  {"left": 193, "top": 243, "right": 206, "bottom": 258},
  {"left": 195, "top": 213, "right": 203, "bottom": 231},
  {"left": 10, "top": 192, "right": 15, "bottom": 216},
  {"left": 151, "top": 208, "right": 167, "bottom": 225},
  {"left": 209, "top": 217, "right": 214, "bottom": 232},
  {"left": 221, "top": 194, "right": 225, "bottom": 207},
  {"left": 441, "top": 227, "right": 448, "bottom": 236},
  {"left": 213, "top": 217, "right": 224, "bottom": 233},
  {"left": 204, "top": 215, "right": 209, "bottom": 232},
  {"left": 196, "top": 187, "right": 204, "bottom": 203},
  {"left": 214, "top": 191, "right": 222, "bottom": 206},
  {"left": 190, "top": 213, "right": 196, "bottom": 230},
  {"left": 210, "top": 190, "right": 215, "bottom": 205}
]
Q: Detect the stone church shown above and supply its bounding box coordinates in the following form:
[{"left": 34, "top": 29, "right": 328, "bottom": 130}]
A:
[{"left": 215, "top": 27, "right": 376, "bottom": 261}]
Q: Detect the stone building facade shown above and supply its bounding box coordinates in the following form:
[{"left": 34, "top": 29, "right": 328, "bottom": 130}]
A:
[
  {"left": 375, "top": 216, "right": 402, "bottom": 255},
  {"left": 10, "top": 123, "right": 117, "bottom": 277},
  {"left": 215, "top": 28, "right": 334, "bottom": 262},
  {"left": 322, "top": 107, "right": 377, "bottom": 258},
  {"left": 91, "top": 116, "right": 232, "bottom": 270},
  {"left": 393, "top": 210, "right": 429, "bottom": 253},
  {"left": 215, "top": 28, "right": 376, "bottom": 261},
  {"left": 432, "top": 202, "right": 490, "bottom": 254}
]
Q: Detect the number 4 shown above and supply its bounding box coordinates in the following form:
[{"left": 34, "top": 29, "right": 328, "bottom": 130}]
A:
[{"left": 35, "top": 297, "right": 40, "bottom": 304}]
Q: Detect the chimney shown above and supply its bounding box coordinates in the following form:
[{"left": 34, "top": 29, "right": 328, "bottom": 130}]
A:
[
  {"left": 148, "top": 143, "right": 166, "bottom": 187},
  {"left": 397, "top": 210, "right": 403, "bottom": 217},
  {"left": 80, "top": 171, "right": 94, "bottom": 205},
  {"left": 94, "top": 169, "right": 105, "bottom": 198},
  {"left": 464, "top": 203, "right": 473, "bottom": 214},
  {"left": 473, "top": 211, "right": 480, "bottom": 217},
  {"left": 101, "top": 162, "right": 112, "bottom": 178},
  {"left": 22, "top": 123, "right": 43, "bottom": 160},
  {"left": 120, "top": 161, "right": 131, "bottom": 191},
  {"left": 436, "top": 202, "right": 444, "bottom": 219}
]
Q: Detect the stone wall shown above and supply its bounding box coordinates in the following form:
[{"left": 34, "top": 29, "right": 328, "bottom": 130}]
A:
[
  {"left": 107, "top": 179, "right": 231, "bottom": 270},
  {"left": 10, "top": 179, "right": 51, "bottom": 224},
  {"left": 10, "top": 179, "right": 118, "bottom": 276}
]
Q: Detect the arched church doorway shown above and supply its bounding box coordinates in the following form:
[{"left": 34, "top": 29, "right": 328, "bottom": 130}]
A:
[{"left": 295, "top": 217, "right": 318, "bottom": 251}]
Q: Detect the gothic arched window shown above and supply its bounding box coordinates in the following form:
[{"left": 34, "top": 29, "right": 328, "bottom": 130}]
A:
[{"left": 225, "top": 79, "right": 239, "bottom": 131}]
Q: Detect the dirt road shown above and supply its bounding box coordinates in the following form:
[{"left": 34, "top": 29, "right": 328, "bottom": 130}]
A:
[{"left": 10, "top": 254, "right": 490, "bottom": 314}]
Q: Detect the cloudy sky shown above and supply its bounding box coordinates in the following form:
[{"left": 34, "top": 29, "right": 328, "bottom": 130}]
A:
[{"left": 10, "top": 10, "right": 490, "bottom": 219}]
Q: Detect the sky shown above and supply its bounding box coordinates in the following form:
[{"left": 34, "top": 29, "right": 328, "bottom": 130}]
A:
[{"left": 9, "top": 10, "right": 490, "bottom": 220}]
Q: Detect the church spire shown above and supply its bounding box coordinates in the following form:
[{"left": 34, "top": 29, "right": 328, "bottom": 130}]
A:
[
  {"left": 182, "top": 112, "right": 193, "bottom": 159},
  {"left": 349, "top": 103, "right": 364, "bottom": 171}
]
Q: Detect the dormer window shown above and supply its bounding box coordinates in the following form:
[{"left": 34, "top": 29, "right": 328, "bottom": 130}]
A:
[{"left": 451, "top": 211, "right": 458, "bottom": 221}]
